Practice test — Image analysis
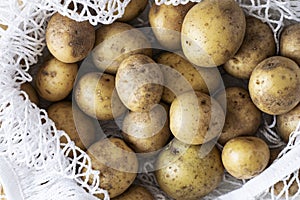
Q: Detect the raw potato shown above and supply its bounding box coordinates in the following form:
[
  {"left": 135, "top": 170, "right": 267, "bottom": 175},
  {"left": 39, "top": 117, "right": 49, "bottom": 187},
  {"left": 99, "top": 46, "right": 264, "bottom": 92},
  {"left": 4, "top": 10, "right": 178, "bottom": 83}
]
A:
[
  {"left": 86, "top": 138, "right": 139, "bottom": 198},
  {"left": 118, "top": 0, "right": 148, "bottom": 22},
  {"left": 181, "top": 0, "right": 246, "bottom": 67},
  {"left": 116, "top": 54, "right": 164, "bottom": 112},
  {"left": 224, "top": 16, "right": 276, "bottom": 79},
  {"left": 46, "top": 13, "right": 95, "bottom": 63},
  {"left": 156, "top": 52, "right": 222, "bottom": 103},
  {"left": 35, "top": 57, "right": 78, "bottom": 102},
  {"left": 74, "top": 72, "right": 127, "bottom": 120},
  {"left": 249, "top": 56, "right": 300, "bottom": 115},
  {"left": 170, "top": 91, "right": 225, "bottom": 145},
  {"left": 149, "top": 2, "right": 195, "bottom": 50},
  {"left": 280, "top": 23, "right": 300, "bottom": 65},
  {"left": 112, "top": 185, "right": 154, "bottom": 200},
  {"left": 47, "top": 101, "right": 97, "bottom": 152},
  {"left": 217, "top": 87, "right": 262, "bottom": 145},
  {"left": 21, "top": 82, "right": 39, "bottom": 105},
  {"left": 121, "top": 103, "right": 171, "bottom": 154},
  {"left": 93, "top": 22, "right": 152, "bottom": 74},
  {"left": 222, "top": 136, "right": 270, "bottom": 179},
  {"left": 155, "top": 139, "right": 224, "bottom": 200},
  {"left": 276, "top": 104, "right": 300, "bottom": 143}
]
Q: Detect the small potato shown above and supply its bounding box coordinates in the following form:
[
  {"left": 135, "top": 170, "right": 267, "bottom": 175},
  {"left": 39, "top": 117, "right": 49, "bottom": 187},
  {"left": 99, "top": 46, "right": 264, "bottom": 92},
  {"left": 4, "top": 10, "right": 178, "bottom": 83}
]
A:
[
  {"left": 116, "top": 54, "right": 164, "bottom": 112},
  {"left": 112, "top": 185, "right": 154, "bottom": 200},
  {"left": 74, "top": 72, "right": 127, "bottom": 120},
  {"left": 46, "top": 13, "right": 95, "bottom": 63},
  {"left": 217, "top": 87, "right": 262, "bottom": 145},
  {"left": 121, "top": 103, "right": 171, "bottom": 154},
  {"left": 93, "top": 22, "right": 152, "bottom": 74},
  {"left": 170, "top": 91, "right": 225, "bottom": 145},
  {"left": 118, "top": 0, "right": 148, "bottom": 22},
  {"left": 276, "top": 104, "right": 300, "bottom": 143},
  {"left": 224, "top": 17, "right": 276, "bottom": 79},
  {"left": 86, "top": 138, "right": 139, "bottom": 198},
  {"left": 249, "top": 56, "right": 300, "bottom": 115},
  {"left": 155, "top": 139, "right": 224, "bottom": 199},
  {"left": 280, "top": 23, "right": 300, "bottom": 65},
  {"left": 156, "top": 52, "right": 222, "bottom": 103},
  {"left": 222, "top": 136, "right": 270, "bottom": 179},
  {"left": 35, "top": 57, "right": 78, "bottom": 102},
  {"left": 181, "top": 0, "right": 246, "bottom": 67},
  {"left": 149, "top": 2, "right": 195, "bottom": 50},
  {"left": 21, "top": 82, "right": 39, "bottom": 105}
]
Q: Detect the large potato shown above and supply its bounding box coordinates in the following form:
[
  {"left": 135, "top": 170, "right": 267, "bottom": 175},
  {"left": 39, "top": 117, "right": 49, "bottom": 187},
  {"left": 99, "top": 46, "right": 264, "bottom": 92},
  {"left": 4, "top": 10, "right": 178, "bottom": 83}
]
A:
[
  {"left": 224, "top": 16, "right": 276, "bottom": 79},
  {"left": 149, "top": 2, "right": 195, "bottom": 50},
  {"left": 112, "top": 185, "right": 154, "bottom": 200},
  {"left": 116, "top": 54, "right": 164, "bottom": 112},
  {"left": 118, "top": 0, "right": 148, "bottom": 22},
  {"left": 74, "top": 72, "right": 127, "bottom": 120},
  {"left": 249, "top": 56, "right": 300, "bottom": 115},
  {"left": 21, "top": 82, "right": 39, "bottom": 105},
  {"left": 181, "top": 0, "right": 246, "bottom": 67},
  {"left": 170, "top": 91, "right": 225, "bottom": 145},
  {"left": 86, "top": 138, "right": 139, "bottom": 198},
  {"left": 217, "top": 87, "right": 262, "bottom": 145},
  {"left": 155, "top": 139, "right": 224, "bottom": 199},
  {"left": 280, "top": 23, "right": 300, "bottom": 65},
  {"left": 156, "top": 52, "right": 221, "bottom": 103},
  {"left": 222, "top": 136, "right": 270, "bottom": 179},
  {"left": 93, "top": 22, "right": 152, "bottom": 74},
  {"left": 35, "top": 57, "right": 78, "bottom": 102},
  {"left": 46, "top": 13, "right": 95, "bottom": 63}
]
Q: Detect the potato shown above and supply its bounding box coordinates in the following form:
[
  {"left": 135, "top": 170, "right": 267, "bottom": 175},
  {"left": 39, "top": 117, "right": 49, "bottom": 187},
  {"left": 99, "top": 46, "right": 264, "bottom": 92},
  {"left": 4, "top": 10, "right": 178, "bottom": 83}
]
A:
[
  {"left": 149, "top": 2, "right": 195, "bottom": 50},
  {"left": 21, "top": 82, "right": 39, "bottom": 105},
  {"left": 121, "top": 103, "right": 171, "bottom": 154},
  {"left": 93, "top": 22, "right": 152, "bottom": 74},
  {"left": 216, "top": 87, "right": 262, "bottom": 145},
  {"left": 118, "top": 0, "right": 148, "bottom": 22},
  {"left": 224, "top": 16, "right": 276, "bottom": 79},
  {"left": 249, "top": 56, "right": 300, "bottom": 115},
  {"left": 170, "top": 91, "right": 225, "bottom": 145},
  {"left": 46, "top": 13, "right": 95, "bottom": 63},
  {"left": 112, "top": 185, "right": 154, "bottom": 200},
  {"left": 280, "top": 23, "right": 300, "bottom": 65},
  {"left": 35, "top": 57, "right": 78, "bottom": 102},
  {"left": 222, "top": 136, "right": 270, "bottom": 179},
  {"left": 155, "top": 139, "right": 224, "bottom": 199},
  {"left": 181, "top": 0, "right": 246, "bottom": 67},
  {"left": 156, "top": 52, "right": 222, "bottom": 103},
  {"left": 276, "top": 104, "right": 300, "bottom": 143},
  {"left": 116, "top": 54, "right": 164, "bottom": 112},
  {"left": 74, "top": 72, "right": 127, "bottom": 120},
  {"left": 47, "top": 101, "right": 97, "bottom": 152},
  {"left": 86, "top": 138, "right": 138, "bottom": 198}
]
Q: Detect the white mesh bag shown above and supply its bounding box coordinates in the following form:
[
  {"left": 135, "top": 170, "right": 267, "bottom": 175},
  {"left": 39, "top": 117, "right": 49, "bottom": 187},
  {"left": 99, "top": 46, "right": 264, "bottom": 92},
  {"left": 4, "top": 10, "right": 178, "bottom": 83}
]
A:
[{"left": 0, "top": 0, "right": 300, "bottom": 200}]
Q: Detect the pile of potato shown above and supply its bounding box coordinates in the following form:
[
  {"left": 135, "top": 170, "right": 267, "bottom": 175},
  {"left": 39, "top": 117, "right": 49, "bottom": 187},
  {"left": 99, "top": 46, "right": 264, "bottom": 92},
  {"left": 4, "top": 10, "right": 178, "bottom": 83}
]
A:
[{"left": 19, "top": 0, "right": 300, "bottom": 199}]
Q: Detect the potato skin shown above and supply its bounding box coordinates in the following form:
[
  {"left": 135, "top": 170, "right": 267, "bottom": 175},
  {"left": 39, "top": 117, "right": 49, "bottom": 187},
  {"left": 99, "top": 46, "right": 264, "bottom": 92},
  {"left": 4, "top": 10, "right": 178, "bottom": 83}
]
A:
[
  {"left": 155, "top": 139, "right": 224, "bottom": 200},
  {"left": 21, "top": 82, "right": 39, "bottom": 105},
  {"left": 249, "top": 56, "right": 300, "bottom": 115},
  {"left": 170, "top": 91, "right": 225, "bottom": 145},
  {"left": 116, "top": 54, "right": 164, "bottom": 112},
  {"left": 280, "top": 23, "right": 300, "bottom": 66},
  {"left": 149, "top": 2, "right": 195, "bottom": 50},
  {"left": 222, "top": 136, "right": 270, "bottom": 179},
  {"left": 74, "top": 72, "right": 126, "bottom": 120},
  {"left": 118, "top": 0, "right": 148, "bottom": 22},
  {"left": 112, "top": 185, "right": 154, "bottom": 200},
  {"left": 35, "top": 57, "right": 78, "bottom": 102},
  {"left": 46, "top": 13, "right": 95, "bottom": 63},
  {"left": 224, "top": 17, "right": 276, "bottom": 79},
  {"left": 86, "top": 138, "right": 138, "bottom": 198},
  {"left": 181, "top": 0, "right": 246, "bottom": 67},
  {"left": 217, "top": 87, "right": 262, "bottom": 145},
  {"left": 276, "top": 104, "right": 300, "bottom": 143}
]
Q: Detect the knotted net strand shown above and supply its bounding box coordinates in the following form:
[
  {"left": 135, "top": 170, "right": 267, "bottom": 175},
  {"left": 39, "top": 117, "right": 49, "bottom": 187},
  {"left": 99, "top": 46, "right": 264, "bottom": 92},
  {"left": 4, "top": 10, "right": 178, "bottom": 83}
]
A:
[{"left": 0, "top": 0, "right": 299, "bottom": 200}]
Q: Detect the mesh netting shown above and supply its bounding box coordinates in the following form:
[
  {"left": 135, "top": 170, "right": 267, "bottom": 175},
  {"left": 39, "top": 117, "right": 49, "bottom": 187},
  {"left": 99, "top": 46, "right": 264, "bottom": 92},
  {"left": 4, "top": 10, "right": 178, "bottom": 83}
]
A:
[{"left": 0, "top": 0, "right": 299, "bottom": 200}]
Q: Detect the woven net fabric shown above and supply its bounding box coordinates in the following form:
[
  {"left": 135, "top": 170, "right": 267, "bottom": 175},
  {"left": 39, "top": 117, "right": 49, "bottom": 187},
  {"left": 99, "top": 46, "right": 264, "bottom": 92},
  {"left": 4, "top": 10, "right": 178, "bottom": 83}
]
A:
[{"left": 0, "top": 0, "right": 299, "bottom": 200}]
